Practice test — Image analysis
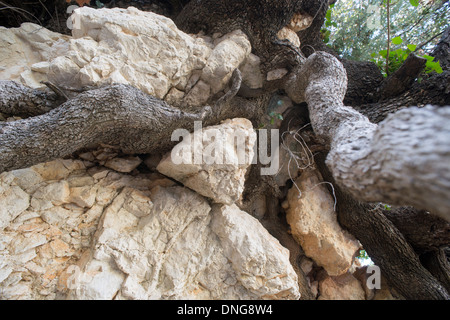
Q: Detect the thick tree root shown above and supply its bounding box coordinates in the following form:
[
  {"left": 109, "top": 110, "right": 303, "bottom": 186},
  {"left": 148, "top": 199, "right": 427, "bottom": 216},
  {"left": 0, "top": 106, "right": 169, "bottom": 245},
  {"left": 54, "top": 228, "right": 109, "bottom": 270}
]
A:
[
  {"left": 0, "top": 81, "right": 260, "bottom": 173},
  {"left": 287, "top": 51, "right": 450, "bottom": 299},
  {"left": 286, "top": 51, "right": 450, "bottom": 222}
]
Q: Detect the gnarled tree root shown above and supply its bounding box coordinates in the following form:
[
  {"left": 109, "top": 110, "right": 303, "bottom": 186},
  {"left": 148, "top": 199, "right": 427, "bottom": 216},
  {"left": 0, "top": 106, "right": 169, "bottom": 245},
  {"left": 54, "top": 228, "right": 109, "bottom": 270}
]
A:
[
  {"left": 286, "top": 51, "right": 450, "bottom": 222},
  {"left": 286, "top": 51, "right": 450, "bottom": 299},
  {"left": 0, "top": 80, "right": 260, "bottom": 173}
]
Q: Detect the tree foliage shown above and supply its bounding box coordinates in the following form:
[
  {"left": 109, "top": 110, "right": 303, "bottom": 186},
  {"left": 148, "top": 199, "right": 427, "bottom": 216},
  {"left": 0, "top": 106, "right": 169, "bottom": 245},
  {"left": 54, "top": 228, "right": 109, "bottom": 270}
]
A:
[{"left": 324, "top": 0, "right": 449, "bottom": 63}]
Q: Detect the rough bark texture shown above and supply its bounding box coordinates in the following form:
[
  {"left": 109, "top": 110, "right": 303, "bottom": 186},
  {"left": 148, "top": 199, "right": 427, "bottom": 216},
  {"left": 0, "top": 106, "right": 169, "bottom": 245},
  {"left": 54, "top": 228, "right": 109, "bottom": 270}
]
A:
[
  {"left": 285, "top": 51, "right": 450, "bottom": 222},
  {"left": 421, "top": 248, "right": 450, "bottom": 293},
  {"left": 0, "top": 73, "right": 265, "bottom": 173},
  {"left": 316, "top": 153, "right": 450, "bottom": 300},
  {"left": 432, "top": 27, "right": 450, "bottom": 71},
  {"left": 355, "top": 70, "right": 450, "bottom": 123},
  {"left": 296, "top": 1, "right": 385, "bottom": 106},
  {"left": 379, "top": 53, "right": 427, "bottom": 100},
  {"left": 175, "top": 0, "right": 327, "bottom": 76},
  {"left": 383, "top": 207, "right": 450, "bottom": 254},
  {"left": 0, "top": 81, "right": 62, "bottom": 117},
  {"left": 284, "top": 49, "right": 450, "bottom": 299}
]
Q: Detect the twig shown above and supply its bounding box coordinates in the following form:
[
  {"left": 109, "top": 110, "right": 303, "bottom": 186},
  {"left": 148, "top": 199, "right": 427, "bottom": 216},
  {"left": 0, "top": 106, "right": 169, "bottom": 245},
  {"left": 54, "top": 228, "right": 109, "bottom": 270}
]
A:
[{"left": 41, "top": 81, "right": 69, "bottom": 101}]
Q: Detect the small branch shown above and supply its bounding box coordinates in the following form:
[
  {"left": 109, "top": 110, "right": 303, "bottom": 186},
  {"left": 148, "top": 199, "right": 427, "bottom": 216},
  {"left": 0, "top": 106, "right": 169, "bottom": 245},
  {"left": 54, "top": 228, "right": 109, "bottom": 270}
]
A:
[
  {"left": 41, "top": 81, "right": 69, "bottom": 102},
  {"left": 386, "top": 0, "right": 391, "bottom": 76},
  {"left": 383, "top": 207, "right": 450, "bottom": 254},
  {"left": 379, "top": 53, "right": 427, "bottom": 99}
]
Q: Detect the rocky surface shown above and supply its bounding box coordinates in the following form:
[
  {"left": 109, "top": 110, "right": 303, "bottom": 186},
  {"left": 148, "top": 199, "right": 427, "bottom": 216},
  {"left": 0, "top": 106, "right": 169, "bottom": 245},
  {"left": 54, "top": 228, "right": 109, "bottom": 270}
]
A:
[
  {"left": 0, "top": 123, "right": 299, "bottom": 300},
  {"left": 0, "top": 7, "right": 400, "bottom": 300},
  {"left": 0, "top": 23, "right": 70, "bottom": 88},
  {"left": 157, "top": 118, "right": 256, "bottom": 205},
  {"left": 284, "top": 169, "right": 361, "bottom": 276},
  {"left": 0, "top": 7, "right": 257, "bottom": 107}
]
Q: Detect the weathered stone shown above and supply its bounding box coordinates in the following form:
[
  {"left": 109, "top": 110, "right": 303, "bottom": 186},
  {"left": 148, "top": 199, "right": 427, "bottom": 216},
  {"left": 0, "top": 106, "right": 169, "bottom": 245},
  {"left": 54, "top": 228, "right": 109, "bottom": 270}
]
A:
[
  {"left": 32, "top": 181, "right": 71, "bottom": 206},
  {"left": 0, "top": 23, "right": 70, "bottom": 88},
  {"left": 0, "top": 183, "right": 30, "bottom": 230},
  {"left": 104, "top": 156, "right": 142, "bottom": 173},
  {"left": 59, "top": 182, "right": 299, "bottom": 300},
  {"left": 157, "top": 118, "right": 256, "bottom": 205},
  {"left": 267, "top": 68, "right": 289, "bottom": 81},
  {"left": 69, "top": 185, "right": 98, "bottom": 208},
  {"left": 277, "top": 27, "right": 300, "bottom": 47},
  {"left": 7, "top": 168, "right": 44, "bottom": 194},
  {"left": 210, "top": 204, "right": 301, "bottom": 299},
  {"left": 240, "top": 53, "right": 264, "bottom": 89},
  {"left": 9, "top": 234, "right": 47, "bottom": 255},
  {"left": 285, "top": 169, "right": 360, "bottom": 276},
  {"left": 318, "top": 272, "right": 366, "bottom": 300},
  {"left": 32, "top": 159, "right": 74, "bottom": 181},
  {"left": 200, "top": 30, "right": 251, "bottom": 95},
  {"left": 289, "top": 13, "right": 314, "bottom": 32}
]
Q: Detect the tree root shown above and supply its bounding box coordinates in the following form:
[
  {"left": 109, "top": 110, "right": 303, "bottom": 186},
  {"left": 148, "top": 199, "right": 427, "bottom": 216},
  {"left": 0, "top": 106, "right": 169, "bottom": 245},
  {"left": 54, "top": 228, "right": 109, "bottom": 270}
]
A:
[{"left": 0, "top": 81, "right": 260, "bottom": 173}]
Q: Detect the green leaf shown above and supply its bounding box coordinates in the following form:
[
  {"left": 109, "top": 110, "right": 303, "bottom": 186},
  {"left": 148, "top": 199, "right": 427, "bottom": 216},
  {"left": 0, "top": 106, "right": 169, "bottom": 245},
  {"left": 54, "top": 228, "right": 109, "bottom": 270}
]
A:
[
  {"left": 422, "top": 54, "right": 435, "bottom": 62},
  {"left": 407, "top": 44, "right": 417, "bottom": 52},
  {"left": 395, "top": 48, "right": 404, "bottom": 55},
  {"left": 379, "top": 49, "right": 388, "bottom": 58},
  {"left": 392, "top": 36, "right": 403, "bottom": 45},
  {"left": 409, "top": 0, "right": 419, "bottom": 7},
  {"left": 426, "top": 61, "right": 443, "bottom": 73}
]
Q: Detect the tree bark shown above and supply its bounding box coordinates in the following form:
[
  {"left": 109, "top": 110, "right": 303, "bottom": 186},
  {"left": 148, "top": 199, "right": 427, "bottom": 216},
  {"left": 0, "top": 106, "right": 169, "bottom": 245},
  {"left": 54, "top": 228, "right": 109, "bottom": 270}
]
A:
[
  {"left": 0, "top": 80, "right": 62, "bottom": 117},
  {"left": 383, "top": 207, "right": 450, "bottom": 254},
  {"left": 379, "top": 53, "right": 427, "bottom": 99},
  {"left": 355, "top": 70, "right": 450, "bottom": 123},
  {"left": 316, "top": 152, "right": 450, "bottom": 299},
  {"left": 421, "top": 248, "right": 450, "bottom": 293},
  {"left": 285, "top": 51, "right": 450, "bottom": 222},
  {"left": 0, "top": 72, "right": 265, "bottom": 173}
]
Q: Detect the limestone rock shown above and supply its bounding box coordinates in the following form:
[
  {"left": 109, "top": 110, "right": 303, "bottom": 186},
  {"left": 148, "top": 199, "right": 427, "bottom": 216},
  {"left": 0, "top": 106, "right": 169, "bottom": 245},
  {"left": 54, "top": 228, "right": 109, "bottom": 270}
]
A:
[
  {"left": 56, "top": 6, "right": 208, "bottom": 99},
  {"left": 156, "top": 118, "right": 256, "bottom": 204},
  {"left": 56, "top": 7, "right": 248, "bottom": 106},
  {"left": 0, "top": 8, "right": 252, "bottom": 108},
  {"left": 267, "top": 68, "right": 289, "bottom": 81},
  {"left": 289, "top": 13, "right": 314, "bottom": 32},
  {"left": 0, "top": 182, "right": 30, "bottom": 230},
  {"left": 285, "top": 169, "right": 360, "bottom": 276},
  {"left": 277, "top": 27, "right": 300, "bottom": 47},
  {"left": 104, "top": 156, "right": 142, "bottom": 173},
  {"left": 65, "top": 187, "right": 300, "bottom": 300},
  {"left": 1, "top": 157, "right": 299, "bottom": 300},
  {"left": 239, "top": 53, "right": 264, "bottom": 89},
  {"left": 199, "top": 30, "right": 251, "bottom": 95},
  {"left": 210, "top": 204, "right": 301, "bottom": 299},
  {"left": 0, "top": 23, "right": 70, "bottom": 88},
  {"left": 318, "top": 272, "right": 366, "bottom": 300}
]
